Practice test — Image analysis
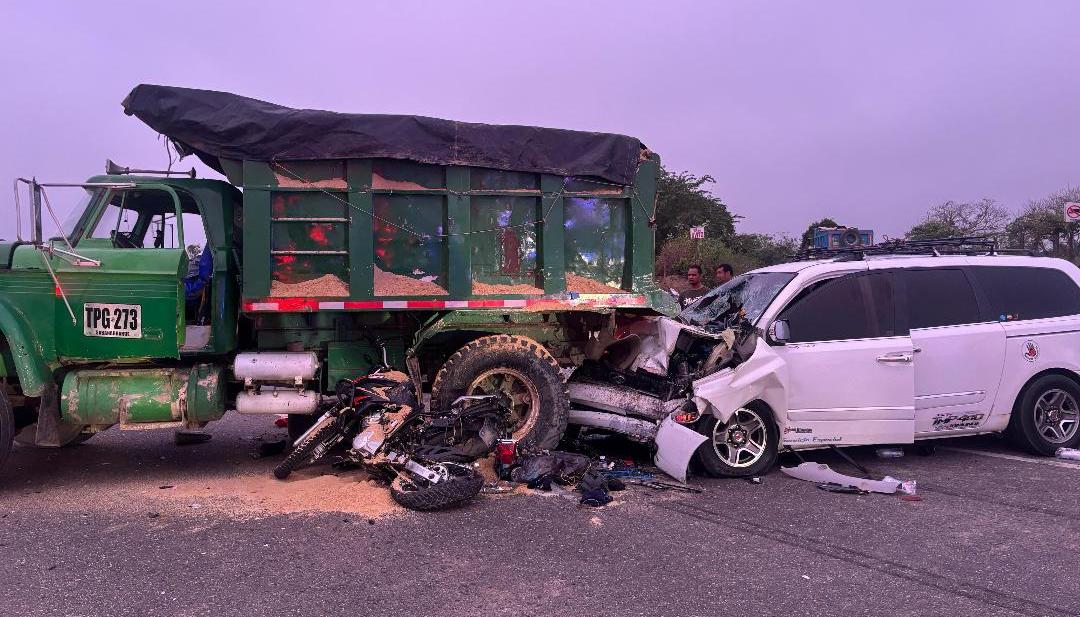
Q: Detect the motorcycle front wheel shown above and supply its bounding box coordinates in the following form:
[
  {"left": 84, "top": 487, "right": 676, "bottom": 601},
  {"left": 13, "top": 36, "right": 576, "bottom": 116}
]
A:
[
  {"left": 273, "top": 416, "right": 340, "bottom": 480},
  {"left": 389, "top": 463, "right": 483, "bottom": 511}
]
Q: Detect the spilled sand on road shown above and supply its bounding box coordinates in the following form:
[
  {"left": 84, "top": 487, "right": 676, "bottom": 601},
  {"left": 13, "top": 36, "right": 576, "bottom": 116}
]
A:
[{"left": 160, "top": 468, "right": 401, "bottom": 519}]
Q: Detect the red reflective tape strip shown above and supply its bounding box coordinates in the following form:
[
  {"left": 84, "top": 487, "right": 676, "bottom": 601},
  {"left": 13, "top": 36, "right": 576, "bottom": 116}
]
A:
[
  {"left": 274, "top": 298, "right": 319, "bottom": 311},
  {"left": 405, "top": 300, "right": 447, "bottom": 309},
  {"left": 470, "top": 299, "right": 511, "bottom": 308},
  {"left": 242, "top": 295, "right": 649, "bottom": 311}
]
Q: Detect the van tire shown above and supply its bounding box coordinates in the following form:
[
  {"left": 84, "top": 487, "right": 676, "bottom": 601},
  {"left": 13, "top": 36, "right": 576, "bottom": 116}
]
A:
[
  {"left": 695, "top": 404, "right": 779, "bottom": 478},
  {"left": 0, "top": 390, "right": 14, "bottom": 473},
  {"left": 431, "top": 335, "right": 567, "bottom": 452},
  {"left": 1009, "top": 374, "right": 1080, "bottom": 455}
]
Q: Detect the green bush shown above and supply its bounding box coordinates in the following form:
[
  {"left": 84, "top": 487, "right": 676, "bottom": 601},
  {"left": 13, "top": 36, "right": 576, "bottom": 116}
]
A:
[{"left": 656, "top": 238, "right": 751, "bottom": 280}]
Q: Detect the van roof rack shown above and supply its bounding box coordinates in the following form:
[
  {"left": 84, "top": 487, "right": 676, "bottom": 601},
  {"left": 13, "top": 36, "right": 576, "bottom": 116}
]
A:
[{"left": 792, "top": 236, "right": 1018, "bottom": 261}]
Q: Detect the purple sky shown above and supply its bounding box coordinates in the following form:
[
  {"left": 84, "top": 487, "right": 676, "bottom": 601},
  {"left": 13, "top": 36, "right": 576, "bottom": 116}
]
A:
[{"left": 3, "top": 1, "right": 1079, "bottom": 240}]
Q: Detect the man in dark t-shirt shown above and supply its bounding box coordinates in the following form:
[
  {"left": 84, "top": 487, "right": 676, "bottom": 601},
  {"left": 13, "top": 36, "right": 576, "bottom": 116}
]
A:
[{"left": 679, "top": 264, "right": 707, "bottom": 307}]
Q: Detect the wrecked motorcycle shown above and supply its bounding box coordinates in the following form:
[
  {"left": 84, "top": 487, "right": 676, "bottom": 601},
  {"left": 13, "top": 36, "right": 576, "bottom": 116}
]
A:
[{"left": 274, "top": 370, "right": 506, "bottom": 511}]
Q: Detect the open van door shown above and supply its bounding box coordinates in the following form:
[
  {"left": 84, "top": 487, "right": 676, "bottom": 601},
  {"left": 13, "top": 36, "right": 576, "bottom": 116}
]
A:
[
  {"left": 770, "top": 270, "right": 915, "bottom": 446},
  {"left": 53, "top": 184, "right": 187, "bottom": 360}
]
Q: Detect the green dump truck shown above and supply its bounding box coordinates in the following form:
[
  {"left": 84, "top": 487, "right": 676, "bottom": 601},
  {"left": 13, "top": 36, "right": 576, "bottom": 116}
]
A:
[{"left": 0, "top": 84, "right": 673, "bottom": 470}]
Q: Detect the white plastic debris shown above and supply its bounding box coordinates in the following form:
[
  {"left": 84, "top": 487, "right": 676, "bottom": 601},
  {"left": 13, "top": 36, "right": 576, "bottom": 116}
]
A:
[
  {"left": 875, "top": 447, "right": 905, "bottom": 459},
  {"left": 1055, "top": 447, "right": 1080, "bottom": 461},
  {"left": 782, "top": 462, "right": 902, "bottom": 494},
  {"left": 883, "top": 475, "right": 917, "bottom": 495}
]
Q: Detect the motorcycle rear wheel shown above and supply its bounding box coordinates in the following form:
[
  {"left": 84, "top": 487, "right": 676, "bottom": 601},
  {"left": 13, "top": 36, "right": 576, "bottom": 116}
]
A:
[{"left": 390, "top": 463, "right": 483, "bottom": 511}]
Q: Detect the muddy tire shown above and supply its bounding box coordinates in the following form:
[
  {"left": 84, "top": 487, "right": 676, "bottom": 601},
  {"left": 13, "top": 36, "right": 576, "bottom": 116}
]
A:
[
  {"left": 0, "top": 390, "right": 12, "bottom": 473},
  {"left": 389, "top": 463, "right": 483, "bottom": 511},
  {"left": 273, "top": 417, "right": 339, "bottom": 480},
  {"left": 431, "top": 335, "right": 567, "bottom": 451},
  {"left": 1008, "top": 374, "right": 1080, "bottom": 455},
  {"left": 695, "top": 404, "right": 779, "bottom": 478}
]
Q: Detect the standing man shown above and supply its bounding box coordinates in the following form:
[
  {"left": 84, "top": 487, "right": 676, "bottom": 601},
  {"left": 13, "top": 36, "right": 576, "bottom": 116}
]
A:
[
  {"left": 715, "top": 263, "right": 734, "bottom": 286},
  {"left": 679, "top": 264, "right": 708, "bottom": 307}
]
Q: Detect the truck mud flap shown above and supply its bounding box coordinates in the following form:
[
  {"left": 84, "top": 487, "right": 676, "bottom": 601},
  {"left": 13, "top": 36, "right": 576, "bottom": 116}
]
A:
[{"left": 31, "top": 384, "right": 61, "bottom": 447}]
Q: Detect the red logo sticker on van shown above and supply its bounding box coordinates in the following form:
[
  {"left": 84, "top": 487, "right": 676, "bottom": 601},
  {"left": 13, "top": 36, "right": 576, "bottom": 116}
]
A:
[{"left": 1022, "top": 340, "right": 1039, "bottom": 362}]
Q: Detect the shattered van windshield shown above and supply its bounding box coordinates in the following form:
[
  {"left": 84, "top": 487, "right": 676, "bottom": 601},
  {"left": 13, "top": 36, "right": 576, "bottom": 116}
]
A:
[{"left": 678, "top": 271, "right": 795, "bottom": 327}]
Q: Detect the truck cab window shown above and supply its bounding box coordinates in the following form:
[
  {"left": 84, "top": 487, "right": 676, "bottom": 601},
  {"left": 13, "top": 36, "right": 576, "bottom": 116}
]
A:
[
  {"left": 89, "top": 201, "right": 140, "bottom": 246},
  {"left": 85, "top": 189, "right": 181, "bottom": 249}
]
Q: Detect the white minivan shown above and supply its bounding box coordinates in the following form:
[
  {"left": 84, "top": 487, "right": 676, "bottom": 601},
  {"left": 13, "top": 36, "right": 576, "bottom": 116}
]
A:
[{"left": 684, "top": 252, "right": 1080, "bottom": 477}]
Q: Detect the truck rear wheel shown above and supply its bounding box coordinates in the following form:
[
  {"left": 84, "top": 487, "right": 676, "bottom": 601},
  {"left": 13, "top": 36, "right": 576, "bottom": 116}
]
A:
[
  {"left": 431, "top": 335, "right": 567, "bottom": 451},
  {"left": 0, "top": 390, "right": 14, "bottom": 473}
]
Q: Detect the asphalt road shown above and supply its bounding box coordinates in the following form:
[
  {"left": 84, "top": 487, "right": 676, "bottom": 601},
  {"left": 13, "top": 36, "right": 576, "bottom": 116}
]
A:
[{"left": 2, "top": 414, "right": 1079, "bottom": 617}]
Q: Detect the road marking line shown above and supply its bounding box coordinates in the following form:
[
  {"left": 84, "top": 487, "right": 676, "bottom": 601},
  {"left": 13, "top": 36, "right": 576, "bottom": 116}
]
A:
[{"left": 940, "top": 446, "right": 1080, "bottom": 470}]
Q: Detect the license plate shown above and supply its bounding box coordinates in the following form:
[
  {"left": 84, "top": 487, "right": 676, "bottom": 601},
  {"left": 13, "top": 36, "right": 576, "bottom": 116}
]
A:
[{"left": 83, "top": 303, "right": 142, "bottom": 339}]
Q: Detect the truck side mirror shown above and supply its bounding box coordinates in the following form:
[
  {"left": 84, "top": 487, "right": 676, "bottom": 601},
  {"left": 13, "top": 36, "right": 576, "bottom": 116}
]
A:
[{"left": 768, "top": 320, "right": 790, "bottom": 344}]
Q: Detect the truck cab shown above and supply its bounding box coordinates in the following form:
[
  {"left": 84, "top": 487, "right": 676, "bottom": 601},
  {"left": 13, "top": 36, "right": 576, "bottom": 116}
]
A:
[
  {"left": 0, "top": 173, "right": 241, "bottom": 451},
  {"left": 48, "top": 175, "right": 242, "bottom": 357}
]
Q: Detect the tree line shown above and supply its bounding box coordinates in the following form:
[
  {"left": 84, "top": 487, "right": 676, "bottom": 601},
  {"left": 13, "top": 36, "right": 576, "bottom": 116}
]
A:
[
  {"left": 652, "top": 168, "right": 797, "bottom": 286},
  {"left": 906, "top": 188, "right": 1080, "bottom": 261},
  {"left": 653, "top": 165, "right": 1080, "bottom": 288}
]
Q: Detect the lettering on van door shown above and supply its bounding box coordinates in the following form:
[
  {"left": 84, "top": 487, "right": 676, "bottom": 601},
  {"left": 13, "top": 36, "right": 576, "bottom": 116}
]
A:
[
  {"left": 83, "top": 303, "right": 142, "bottom": 339},
  {"left": 930, "top": 412, "right": 985, "bottom": 431}
]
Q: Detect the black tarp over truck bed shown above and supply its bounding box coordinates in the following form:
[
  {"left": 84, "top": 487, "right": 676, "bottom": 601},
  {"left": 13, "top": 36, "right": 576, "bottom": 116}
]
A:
[{"left": 122, "top": 84, "right": 646, "bottom": 186}]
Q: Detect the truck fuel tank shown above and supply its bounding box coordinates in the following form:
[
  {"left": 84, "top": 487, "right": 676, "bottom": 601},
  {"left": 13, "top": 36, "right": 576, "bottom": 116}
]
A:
[
  {"left": 233, "top": 352, "right": 319, "bottom": 383},
  {"left": 60, "top": 364, "right": 224, "bottom": 427},
  {"left": 235, "top": 388, "right": 321, "bottom": 415}
]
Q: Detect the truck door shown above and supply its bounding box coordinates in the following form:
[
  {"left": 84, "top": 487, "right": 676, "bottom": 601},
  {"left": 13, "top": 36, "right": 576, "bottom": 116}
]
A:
[
  {"left": 53, "top": 185, "right": 187, "bottom": 360},
  {"left": 896, "top": 268, "right": 1005, "bottom": 435},
  {"left": 772, "top": 270, "right": 915, "bottom": 446}
]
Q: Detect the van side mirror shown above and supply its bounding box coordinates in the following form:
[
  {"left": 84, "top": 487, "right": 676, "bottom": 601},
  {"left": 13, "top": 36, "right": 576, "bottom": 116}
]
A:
[{"left": 769, "top": 320, "right": 790, "bottom": 344}]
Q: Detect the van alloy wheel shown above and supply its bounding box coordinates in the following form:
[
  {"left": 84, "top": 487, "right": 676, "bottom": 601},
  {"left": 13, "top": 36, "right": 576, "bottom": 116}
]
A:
[
  {"left": 1034, "top": 388, "right": 1079, "bottom": 444},
  {"left": 711, "top": 407, "right": 768, "bottom": 468},
  {"left": 467, "top": 368, "right": 540, "bottom": 440},
  {"left": 1009, "top": 374, "right": 1080, "bottom": 455}
]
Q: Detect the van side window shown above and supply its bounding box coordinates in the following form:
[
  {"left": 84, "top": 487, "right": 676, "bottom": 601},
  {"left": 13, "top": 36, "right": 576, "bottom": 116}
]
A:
[
  {"left": 969, "top": 266, "right": 1080, "bottom": 321},
  {"left": 864, "top": 272, "right": 898, "bottom": 337},
  {"left": 902, "top": 269, "right": 980, "bottom": 328},
  {"left": 779, "top": 274, "right": 879, "bottom": 342}
]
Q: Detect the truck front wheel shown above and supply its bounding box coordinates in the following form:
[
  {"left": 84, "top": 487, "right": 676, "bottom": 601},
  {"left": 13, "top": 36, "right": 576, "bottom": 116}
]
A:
[
  {"left": 431, "top": 335, "right": 568, "bottom": 452},
  {"left": 0, "top": 389, "right": 14, "bottom": 473}
]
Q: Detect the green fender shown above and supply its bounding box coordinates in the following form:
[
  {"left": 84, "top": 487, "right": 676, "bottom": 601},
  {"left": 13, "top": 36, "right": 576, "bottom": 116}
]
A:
[{"left": 0, "top": 302, "right": 54, "bottom": 397}]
